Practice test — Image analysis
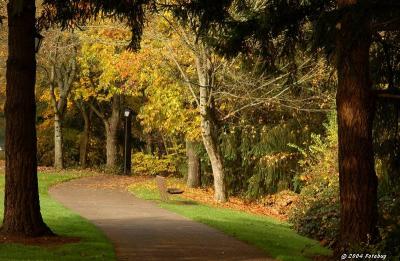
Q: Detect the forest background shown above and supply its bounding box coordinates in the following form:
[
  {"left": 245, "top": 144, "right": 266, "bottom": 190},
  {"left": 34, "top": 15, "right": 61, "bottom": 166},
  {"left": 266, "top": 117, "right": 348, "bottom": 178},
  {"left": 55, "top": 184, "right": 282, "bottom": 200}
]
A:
[{"left": 0, "top": 0, "right": 399, "bottom": 257}]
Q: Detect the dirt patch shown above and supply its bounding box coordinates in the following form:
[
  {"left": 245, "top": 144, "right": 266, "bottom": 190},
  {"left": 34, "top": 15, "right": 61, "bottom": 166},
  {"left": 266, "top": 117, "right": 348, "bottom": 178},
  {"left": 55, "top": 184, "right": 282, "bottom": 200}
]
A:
[
  {"left": 0, "top": 235, "right": 81, "bottom": 247},
  {"left": 182, "top": 187, "right": 294, "bottom": 221},
  {"left": 131, "top": 178, "right": 299, "bottom": 222},
  {"left": 260, "top": 190, "right": 299, "bottom": 219}
]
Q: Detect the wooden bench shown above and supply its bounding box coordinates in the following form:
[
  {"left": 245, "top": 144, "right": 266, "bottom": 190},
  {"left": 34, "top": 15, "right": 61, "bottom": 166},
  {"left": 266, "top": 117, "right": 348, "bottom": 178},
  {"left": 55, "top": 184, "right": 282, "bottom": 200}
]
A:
[{"left": 155, "top": 176, "right": 184, "bottom": 201}]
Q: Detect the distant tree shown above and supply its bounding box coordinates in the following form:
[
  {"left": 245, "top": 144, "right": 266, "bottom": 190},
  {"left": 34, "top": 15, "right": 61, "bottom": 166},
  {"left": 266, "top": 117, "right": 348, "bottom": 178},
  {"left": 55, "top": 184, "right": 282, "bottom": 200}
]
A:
[
  {"left": 186, "top": 140, "right": 201, "bottom": 188},
  {"left": 90, "top": 95, "right": 122, "bottom": 170},
  {"left": 110, "top": 18, "right": 204, "bottom": 187},
  {"left": 39, "top": 31, "right": 78, "bottom": 170},
  {"left": 76, "top": 27, "right": 126, "bottom": 171},
  {"left": 74, "top": 99, "right": 93, "bottom": 168},
  {"left": 154, "top": 18, "right": 228, "bottom": 201}
]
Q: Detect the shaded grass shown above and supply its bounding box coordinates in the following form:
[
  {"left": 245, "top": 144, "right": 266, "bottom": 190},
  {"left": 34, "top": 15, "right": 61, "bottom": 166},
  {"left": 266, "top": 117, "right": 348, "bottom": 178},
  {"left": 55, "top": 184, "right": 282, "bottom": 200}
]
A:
[
  {"left": 129, "top": 180, "right": 332, "bottom": 261},
  {"left": 0, "top": 172, "right": 116, "bottom": 260}
]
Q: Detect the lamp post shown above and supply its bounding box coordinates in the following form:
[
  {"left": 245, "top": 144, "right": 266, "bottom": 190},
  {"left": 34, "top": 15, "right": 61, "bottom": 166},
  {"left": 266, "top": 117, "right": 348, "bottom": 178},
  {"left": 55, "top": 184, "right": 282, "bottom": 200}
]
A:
[
  {"left": 123, "top": 108, "right": 133, "bottom": 175},
  {"left": 35, "top": 32, "right": 43, "bottom": 53}
]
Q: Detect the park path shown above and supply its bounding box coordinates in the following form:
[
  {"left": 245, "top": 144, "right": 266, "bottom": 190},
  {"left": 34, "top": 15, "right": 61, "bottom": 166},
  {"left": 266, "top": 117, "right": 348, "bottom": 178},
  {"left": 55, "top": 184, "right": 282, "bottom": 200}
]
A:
[{"left": 49, "top": 176, "right": 273, "bottom": 261}]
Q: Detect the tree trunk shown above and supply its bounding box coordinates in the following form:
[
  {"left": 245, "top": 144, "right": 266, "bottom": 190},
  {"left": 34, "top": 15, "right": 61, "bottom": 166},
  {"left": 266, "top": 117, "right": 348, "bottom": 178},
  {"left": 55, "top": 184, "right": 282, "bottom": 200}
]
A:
[
  {"left": 79, "top": 105, "right": 91, "bottom": 169},
  {"left": 105, "top": 126, "right": 118, "bottom": 169},
  {"left": 145, "top": 133, "right": 154, "bottom": 154},
  {"left": 105, "top": 95, "right": 121, "bottom": 170},
  {"left": 54, "top": 113, "right": 63, "bottom": 169},
  {"left": 196, "top": 46, "right": 227, "bottom": 202},
  {"left": 200, "top": 90, "right": 226, "bottom": 202},
  {"left": 186, "top": 140, "right": 201, "bottom": 188},
  {"left": 336, "top": 0, "right": 378, "bottom": 247},
  {"left": 49, "top": 53, "right": 76, "bottom": 170},
  {"left": 1, "top": 0, "right": 53, "bottom": 237}
]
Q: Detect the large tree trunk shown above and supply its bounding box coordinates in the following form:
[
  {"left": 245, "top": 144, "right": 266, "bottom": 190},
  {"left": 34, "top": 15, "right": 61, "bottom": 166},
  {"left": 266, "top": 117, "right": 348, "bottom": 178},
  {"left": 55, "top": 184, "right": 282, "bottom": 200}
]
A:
[
  {"left": 336, "top": 0, "right": 378, "bottom": 247},
  {"left": 1, "top": 0, "right": 53, "bottom": 237},
  {"left": 54, "top": 113, "right": 63, "bottom": 169},
  {"left": 105, "top": 95, "right": 121, "bottom": 170},
  {"left": 186, "top": 140, "right": 201, "bottom": 188},
  {"left": 196, "top": 46, "right": 227, "bottom": 202}
]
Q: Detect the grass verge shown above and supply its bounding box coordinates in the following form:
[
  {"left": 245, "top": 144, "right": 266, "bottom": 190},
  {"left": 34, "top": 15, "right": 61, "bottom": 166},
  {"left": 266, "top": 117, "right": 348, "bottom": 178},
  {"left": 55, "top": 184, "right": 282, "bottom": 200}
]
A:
[
  {"left": 0, "top": 171, "right": 116, "bottom": 261},
  {"left": 129, "top": 178, "right": 332, "bottom": 261}
]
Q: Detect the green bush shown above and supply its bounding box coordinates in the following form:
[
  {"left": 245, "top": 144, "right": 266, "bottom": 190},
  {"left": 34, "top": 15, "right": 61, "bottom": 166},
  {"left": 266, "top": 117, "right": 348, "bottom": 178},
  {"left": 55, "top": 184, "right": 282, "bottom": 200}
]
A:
[
  {"left": 289, "top": 112, "right": 400, "bottom": 256},
  {"left": 374, "top": 187, "right": 400, "bottom": 259},
  {"left": 132, "top": 152, "right": 184, "bottom": 176},
  {"left": 200, "top": 116, "right": 323, "bottom": 199},
  {"left": 289, "top": 112, "right": 340, "bottom": 247},
  {"left": 289, "top": 177, "right": 339, "bottom": 247}
]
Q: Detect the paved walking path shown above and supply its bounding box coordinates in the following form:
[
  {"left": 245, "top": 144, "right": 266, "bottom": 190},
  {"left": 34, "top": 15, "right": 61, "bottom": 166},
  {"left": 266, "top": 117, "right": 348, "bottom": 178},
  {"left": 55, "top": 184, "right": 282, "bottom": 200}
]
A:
[{"left": 49, "top": 176, "right": 273, "bottom": 261}]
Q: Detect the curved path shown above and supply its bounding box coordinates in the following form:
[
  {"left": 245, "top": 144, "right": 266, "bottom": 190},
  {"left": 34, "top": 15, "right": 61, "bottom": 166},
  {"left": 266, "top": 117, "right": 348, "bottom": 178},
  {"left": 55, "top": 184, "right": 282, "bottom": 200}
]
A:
[{"left": 49, "top": 176, "right": 273, "bottom": 261}]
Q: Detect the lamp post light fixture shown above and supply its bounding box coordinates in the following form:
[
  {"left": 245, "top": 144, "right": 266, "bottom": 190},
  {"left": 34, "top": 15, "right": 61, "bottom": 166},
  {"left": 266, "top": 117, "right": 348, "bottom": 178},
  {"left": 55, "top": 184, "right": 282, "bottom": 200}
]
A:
[
  {"left": 123, "top": 108, "right": 133, "bottom": 175},
  {"left": 35, "top": 32, "right": 44, "bottom": 53},
  {"left": 124, "top": 108, "right": 131, "bottom": 118}
]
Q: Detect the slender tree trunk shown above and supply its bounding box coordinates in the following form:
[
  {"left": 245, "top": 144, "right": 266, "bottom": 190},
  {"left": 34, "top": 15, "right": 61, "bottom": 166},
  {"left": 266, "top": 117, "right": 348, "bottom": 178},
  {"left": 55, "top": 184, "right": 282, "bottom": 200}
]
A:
[
  {"left": 145, "top": 134, "right": 153, "bottom": 154},
  {"left": 196, "top": 47, "right": 227, "bottom": 202},
  {"left": 48, "top": 48, "right": 76, "bottom": 170},
  {"left": 336, "top": 0, "right": 378, "bottom": 247},
  {"left": 1, "top": 0, "right": 53, "bottom": 237},
  {"left": 186, "top": 140, "right": 201, "bottom": 188},
  {"left": 79, "top": 105, "right": 91, "bottom": 168},
  {"left": 200, "top": 91, "right": 226, "bottom": 202},
  {"left": 156, "top": 135, "right": 166, "bottom": 157},
  {"left": 161, "top": 134, "right": 169, "bottom": 155},
  {"left": 54, "top": 113, "right": 63, "bottom": 169}
]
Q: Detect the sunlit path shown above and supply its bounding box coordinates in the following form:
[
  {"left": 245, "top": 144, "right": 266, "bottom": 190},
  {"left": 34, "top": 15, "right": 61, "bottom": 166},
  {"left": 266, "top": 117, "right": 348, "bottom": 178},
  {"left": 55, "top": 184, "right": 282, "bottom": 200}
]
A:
[{"left": 50, "top": 176, "right": 273, "bottom": 261}]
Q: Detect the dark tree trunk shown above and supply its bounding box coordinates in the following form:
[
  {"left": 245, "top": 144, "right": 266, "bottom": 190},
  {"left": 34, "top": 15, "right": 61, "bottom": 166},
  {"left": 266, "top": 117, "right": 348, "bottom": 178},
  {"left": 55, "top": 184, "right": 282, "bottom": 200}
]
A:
[
  {"left": 105, "top": 126, "right": 118, "bottom": 169},
  {"left": 336, "top": 0, "right": 378, "bottom": 247},
  {"left": 186, "top": 140, "right": 201, "bottom": 188},
  {"left": 90, "top": 95, "right": 121, "bottom": 171},
  {"left": 145, "top": 134, "right": 154, "bottom": 155},
  {"left": 78, "top": 103, "right": 91, "bottom": 169},
  {"left": 1, "top": 0, "right": 53, "bottom": 237}
]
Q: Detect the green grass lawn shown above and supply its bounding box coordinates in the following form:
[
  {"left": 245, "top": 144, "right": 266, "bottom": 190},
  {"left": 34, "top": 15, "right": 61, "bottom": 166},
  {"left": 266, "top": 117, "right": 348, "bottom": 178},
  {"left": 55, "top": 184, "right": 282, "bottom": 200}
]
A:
[
  {"left": 130, "top": 182, "right": 332, "bottom": 261},
  {"left": 0, "top": 172, "right": 116, "bottom": 261}
]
